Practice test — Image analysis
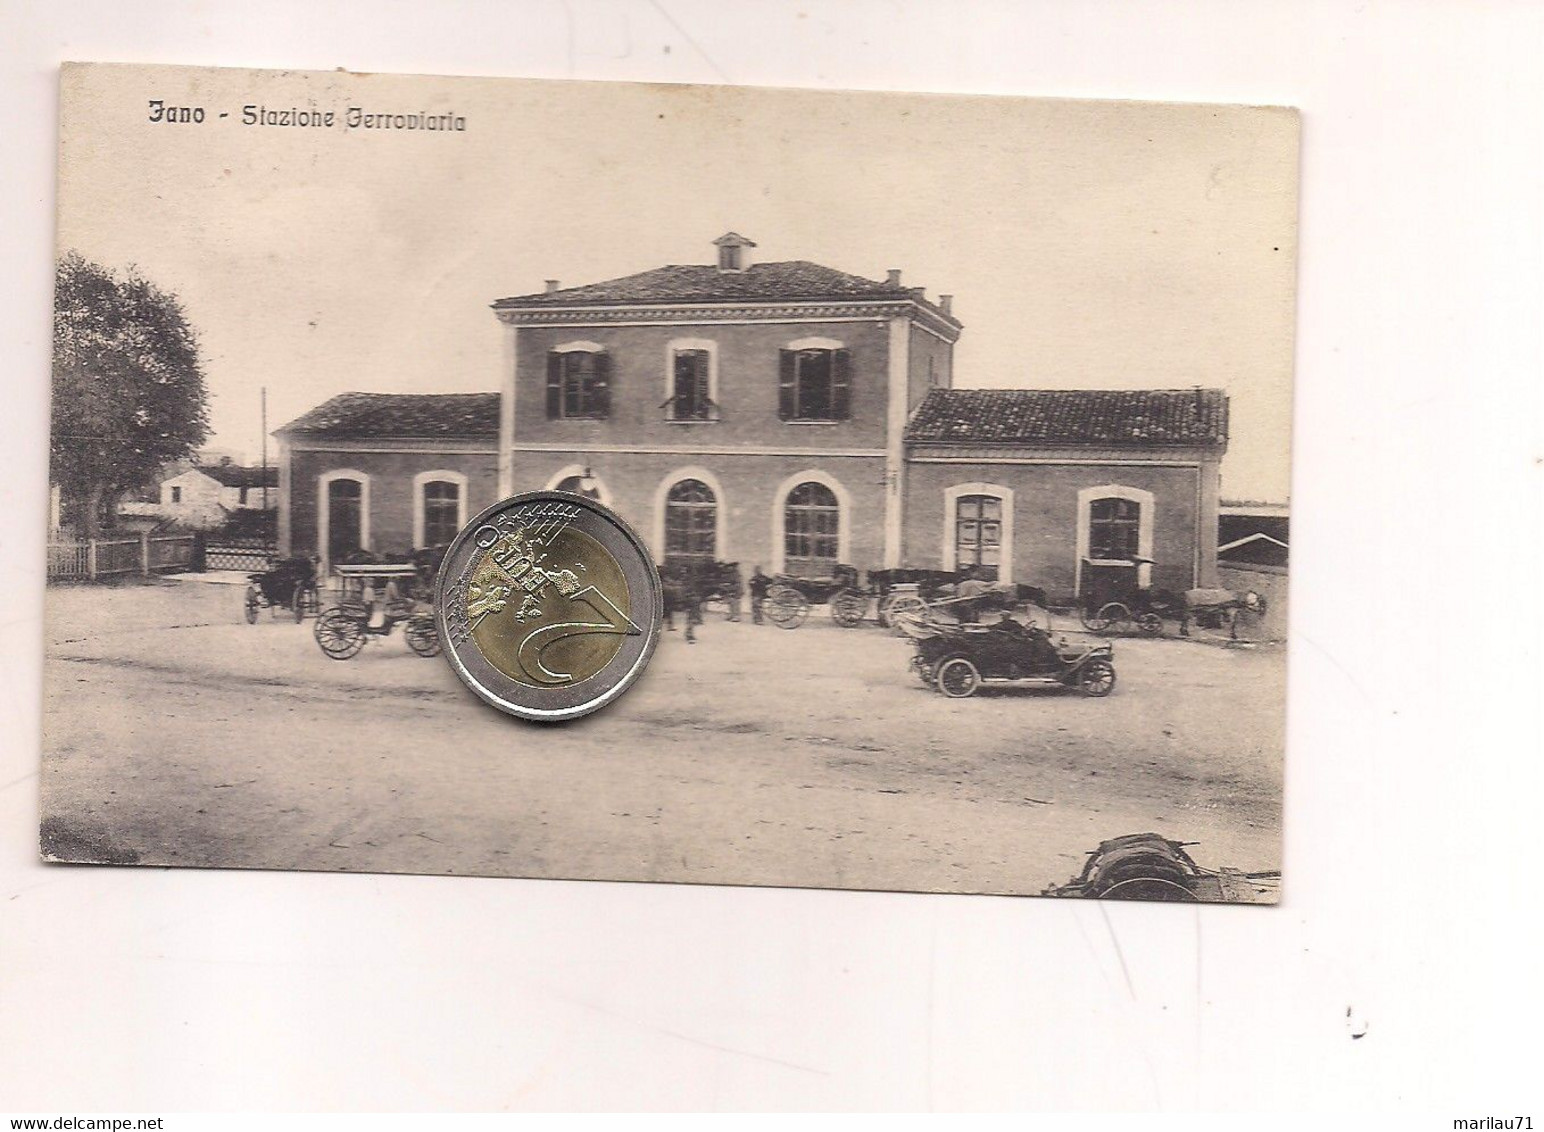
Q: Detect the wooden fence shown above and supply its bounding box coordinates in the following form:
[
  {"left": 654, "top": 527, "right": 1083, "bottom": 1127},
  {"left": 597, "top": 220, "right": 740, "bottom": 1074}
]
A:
[{"left": 47, "top": 534, "right": 198, "bottom": 582}]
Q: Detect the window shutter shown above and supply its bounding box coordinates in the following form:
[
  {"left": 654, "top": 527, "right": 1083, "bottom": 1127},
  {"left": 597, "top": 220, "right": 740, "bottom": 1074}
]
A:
[
  {"left": 546, "top": 352, "right": 563, "bottom": 418},
  {"left": 592, "top": 352, "right": 612, "bottom": 418},
  {"left": 832, "top": 349, "right": 852, "bottom": 420},
  {"left": 693, "top": 351, "right": 710, "bottom": 410},
  {"left": 778, "top": 350, "right": 796, "bottom": 420}
]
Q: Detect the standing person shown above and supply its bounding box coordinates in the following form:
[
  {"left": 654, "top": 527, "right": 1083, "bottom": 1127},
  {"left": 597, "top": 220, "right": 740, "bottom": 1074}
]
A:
[
  {"left": 724, "top": 563, "right": 744, "bottom": 622},
  {"left": 661, "top": 564, "right": 678, "bottom": 632},
  {"left": 684, "top": 562, "right": 703, "bottom": 644},
  {"left": 747, "top": 566, "right": 771, "bottom": 625},
  {"left": 956, "top": 565, "right": 992, "bottom": 623}
]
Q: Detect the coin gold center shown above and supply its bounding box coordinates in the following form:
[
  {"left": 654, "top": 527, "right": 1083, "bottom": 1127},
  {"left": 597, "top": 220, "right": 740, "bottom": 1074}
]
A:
[{"left": 465, "top": 524, "right": 632, "bottom": 688}]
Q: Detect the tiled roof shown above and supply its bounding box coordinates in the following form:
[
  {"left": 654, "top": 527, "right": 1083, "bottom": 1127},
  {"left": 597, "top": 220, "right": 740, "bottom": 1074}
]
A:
[
  {"left": 906, "top": 388, "right": 1228, "bottom": 447},
  {"left": 495, "top": 261, "right": 958, "bottom": 322},
  {"left": 197, "top": 463, "right": 279, "bottom": 488},
  {"left": 276, "top": 393, "right": 501, "bottom": 438}
]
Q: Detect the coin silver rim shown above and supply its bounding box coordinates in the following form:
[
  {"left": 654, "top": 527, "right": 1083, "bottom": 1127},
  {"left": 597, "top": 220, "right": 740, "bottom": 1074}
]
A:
[{"left": 432, "top": 490, "right": 664, "bottom": 722}]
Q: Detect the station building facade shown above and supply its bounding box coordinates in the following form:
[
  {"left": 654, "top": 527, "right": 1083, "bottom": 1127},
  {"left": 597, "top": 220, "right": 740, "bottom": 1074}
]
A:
[{"left": 278, "top": 234, "right": 1226, "bottom": 601}]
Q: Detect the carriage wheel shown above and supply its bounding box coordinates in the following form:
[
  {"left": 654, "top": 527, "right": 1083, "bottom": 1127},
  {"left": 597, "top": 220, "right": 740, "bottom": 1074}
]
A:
[
  {"left": 405, "top": 614, "right": 442, "bottom": 658},
  {"left": 292, "top": 581, "right": 318, "bottom": 623},
  {"left": 935, "top": 657, "right": 981, "bottom": 699},
  {"left": 830, "top": 589, "right": 868, "bottom": 628},
  {"left": 1137, "top": 612, "right": 1164, "bottom": 635},
  {"left": 1078, "top": 659, "right": 1117, "bottom": 698},
  {"left": 244, "top": 585, "right": 261, "bottom": 625},
  {"left": 1085, "top": 602, "right": 1130, "bottom": 634},
  {"left": 765, "top": 584, "right": 809, "bottom": 629},
  {"left": 313, "top": 609, "right": 367, "bottom": 660},
  {"left": 882, "top": 594, "right": 927, "bottom": 635}
]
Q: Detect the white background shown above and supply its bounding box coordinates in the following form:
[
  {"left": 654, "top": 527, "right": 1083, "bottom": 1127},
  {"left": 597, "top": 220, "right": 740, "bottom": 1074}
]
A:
[{"left": 1, "top": 0, "right": 1539, "bottom": 1114}]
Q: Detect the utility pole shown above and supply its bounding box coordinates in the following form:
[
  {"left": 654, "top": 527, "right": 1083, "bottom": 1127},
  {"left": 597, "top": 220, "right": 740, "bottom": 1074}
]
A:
[{"left": 260, "top": 386, "right": 269, "bottom": 526}]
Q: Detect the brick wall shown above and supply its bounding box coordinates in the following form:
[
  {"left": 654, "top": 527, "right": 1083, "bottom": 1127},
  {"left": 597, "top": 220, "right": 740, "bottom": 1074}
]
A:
[
  {"left": 286, "top": 447, "right": 499, "bottom": 560},
  {"left": 902, "top": 458, "right": 1211, "bottom": 600},
  {"left": 510, "top": 320, "right": 895, "bottom": 451},
  {"left": 513, "top": 449, "right": 887, "bottom": 572},
  {"left": 906, "top": 324, "right": 954, "bottom": 408}
]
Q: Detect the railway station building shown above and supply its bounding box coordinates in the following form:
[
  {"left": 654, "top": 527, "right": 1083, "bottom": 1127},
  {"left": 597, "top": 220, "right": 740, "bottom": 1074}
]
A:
[{"left": 277, "top": 234, "right": 1227, "bottom": 601}]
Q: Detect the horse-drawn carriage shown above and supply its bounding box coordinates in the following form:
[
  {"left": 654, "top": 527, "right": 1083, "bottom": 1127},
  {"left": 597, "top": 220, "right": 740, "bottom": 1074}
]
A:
[
  {"left": 1078, "top": 558, "right": 1266, "bottom": 639},
  {"left": 762, "top": 564, "right": 868, "bottom": 629},
  {"left": 243, "top": 556, "right": 321, "bottom": 624},
  {"left": 754, "top": 565, "right": 1051, "bottom": 631},
  {"left": 658, "top": 559, "right": 743, "bottom": 626},
  {"left": 869, "top": 569, "right": 1050, "bottom": 633},
  {"left": 311, "top": 550, "right": 445, "bottom": 660}
]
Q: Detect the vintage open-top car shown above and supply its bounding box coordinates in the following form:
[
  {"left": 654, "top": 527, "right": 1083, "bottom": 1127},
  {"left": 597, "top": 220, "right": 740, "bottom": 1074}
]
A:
[{"left": 903, "top": 614, "right": 1116, "bottom": 698}]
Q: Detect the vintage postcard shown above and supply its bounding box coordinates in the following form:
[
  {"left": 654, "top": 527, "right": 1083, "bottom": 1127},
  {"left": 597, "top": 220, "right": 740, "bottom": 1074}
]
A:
[{"left": 43, "top": 63, "right": 1297, "bottom": 901}]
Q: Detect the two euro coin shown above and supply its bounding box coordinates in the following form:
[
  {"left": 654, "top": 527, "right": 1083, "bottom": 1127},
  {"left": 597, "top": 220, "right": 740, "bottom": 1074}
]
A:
[{"left": 433, "top": 491, "right": 663, "bottom": 722}]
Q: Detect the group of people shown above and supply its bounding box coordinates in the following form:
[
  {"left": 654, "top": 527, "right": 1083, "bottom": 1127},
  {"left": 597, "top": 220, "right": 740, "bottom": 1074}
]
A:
[{"left": 661, "top": 562, "right": 775, "bottom": 643}]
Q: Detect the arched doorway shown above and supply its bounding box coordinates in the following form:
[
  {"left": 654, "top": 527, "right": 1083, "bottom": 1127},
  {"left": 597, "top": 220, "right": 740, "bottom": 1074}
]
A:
[{"left": 320, "top": 472, "right": 368, "bottom": 568}]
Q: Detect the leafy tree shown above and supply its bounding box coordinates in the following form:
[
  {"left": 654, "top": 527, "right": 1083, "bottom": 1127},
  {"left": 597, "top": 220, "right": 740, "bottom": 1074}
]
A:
[{"left": 51, "top": 253, "right": 210, "bottom": 536}]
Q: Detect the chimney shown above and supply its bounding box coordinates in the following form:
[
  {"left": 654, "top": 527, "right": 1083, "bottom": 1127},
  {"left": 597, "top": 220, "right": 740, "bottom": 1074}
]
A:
[
  {"left": 544, "top": 279, "right": 561, "bottom": 294},
  {"left": 886, "top": 269, "right": 903, "bottom": 287},
  {"left": 908, "top": 286, "right": 926, "bottom": 302},
  {"left": 939, "top": 294, "right": 954, "bottom": 316}
]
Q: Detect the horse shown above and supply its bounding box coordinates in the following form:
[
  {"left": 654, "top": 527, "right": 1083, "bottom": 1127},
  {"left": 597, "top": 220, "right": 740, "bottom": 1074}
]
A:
[{"left": 1178, "top": 587, "right": 1268, "bottom": 640}]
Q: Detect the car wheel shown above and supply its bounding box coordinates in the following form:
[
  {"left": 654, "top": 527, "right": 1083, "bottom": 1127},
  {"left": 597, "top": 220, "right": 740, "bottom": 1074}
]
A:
[
  {"left": 935, "top": 657, "right": 981, "bottom": 698},
  {"left": 1079, "top": 659, "right": 1116, "bottom": 697}
]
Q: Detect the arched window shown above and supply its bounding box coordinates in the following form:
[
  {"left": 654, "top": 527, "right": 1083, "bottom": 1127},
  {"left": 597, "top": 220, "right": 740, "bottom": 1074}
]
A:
[
  {"left": 783, "top": 481, "right": 840, "bottom": 577},
  {"left": 545, "top": 465, "right": 613, "bottom": 506},
  {"left": 421, "top": 481, "right": 461, "bottom": 546},
  {"left": 664, "top": 479, "right": 717, "bottom": 567},
  {"left": 412, "top": 470, "right": 468, "bottom": 549},
  {"left": 954, "top": 494, "right": 1003, "bottom": 581},
  {"left": 1075, "top": 484, "right": 1155, "bottom": 593},
  {"left": 1088, "top": 496, "right": 1142, "bottom": 561}
]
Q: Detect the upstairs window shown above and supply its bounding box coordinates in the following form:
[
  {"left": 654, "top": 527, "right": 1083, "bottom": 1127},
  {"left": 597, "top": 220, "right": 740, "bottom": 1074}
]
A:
[
  {"left": 545, "top": 349, "right": 611, "bottom": 420},
  {"left": 669, "top": 349, "right": 713, "bottom": 421},
  {"left": 1088, "top": 496, "right": 1141, "bottom": 560},
  {"left": 718, "top": 244, "right": 742, "bottom": 271},
  {"left": 170, "top": 486, "right": 182, "bottom": 503},
  {"left": 778, "top": 347, "right": 852, "bottom": 422}
]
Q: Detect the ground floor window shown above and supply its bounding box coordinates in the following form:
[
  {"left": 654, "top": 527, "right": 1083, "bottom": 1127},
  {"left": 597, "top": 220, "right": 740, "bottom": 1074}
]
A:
[
  {"left": 421, "top": 480, "right": 461, "bottom": 546},
  {"left": 954, "top": 494, "right": 1003, "bottom": 580},
  {"left": 664, "top": 478, "right": 717, "bottom": 567},
  {"left": 783, "top": 481, "right": 840, "bottom": 577},
  {"left": 1088, "top": 496, "right": 1141, "bottom": 560}
]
